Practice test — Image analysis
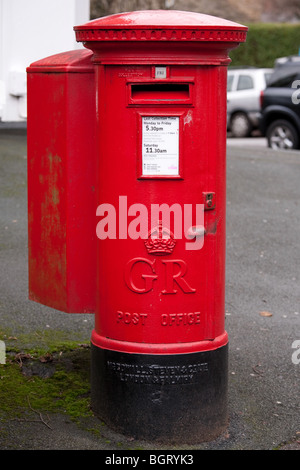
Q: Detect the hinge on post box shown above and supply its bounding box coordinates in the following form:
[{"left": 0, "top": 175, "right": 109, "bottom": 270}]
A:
[{"left": 203, "top": 192, "right": 216, "bottom": 210}]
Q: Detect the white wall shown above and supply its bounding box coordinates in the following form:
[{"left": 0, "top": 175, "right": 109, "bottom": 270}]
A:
[{"left": 0, "top": 0, "right": 90, "bottom": 122}]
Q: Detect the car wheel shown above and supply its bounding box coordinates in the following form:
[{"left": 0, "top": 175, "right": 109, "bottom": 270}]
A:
[
  {"left": 230, "top": 112, "right": 252, "bottom": 137},
  {"left": 267, "top": 119, "right": 299, "bottom": 150}
]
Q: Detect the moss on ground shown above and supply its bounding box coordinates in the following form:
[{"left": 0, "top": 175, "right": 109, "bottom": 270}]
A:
[
  {"left": 0, "top": 330, "right": 92, "bottom": 425},
  {"left": 0, "top": 327, "right": 90, "bottom": 355}
]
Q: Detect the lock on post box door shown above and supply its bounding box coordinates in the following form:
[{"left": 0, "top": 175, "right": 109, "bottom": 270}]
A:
[{"left": 73, "top": 10, "right": 247, "bottom": 444}]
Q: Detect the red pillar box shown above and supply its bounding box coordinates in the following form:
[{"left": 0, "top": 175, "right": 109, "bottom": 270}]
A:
[{"left": 74, "top": 10, "right": 247, "bottom": 443}]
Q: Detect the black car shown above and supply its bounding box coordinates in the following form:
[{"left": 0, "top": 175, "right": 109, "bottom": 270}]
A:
[{"left": 260, "top": 56, "right": 300, "bottom": 150}]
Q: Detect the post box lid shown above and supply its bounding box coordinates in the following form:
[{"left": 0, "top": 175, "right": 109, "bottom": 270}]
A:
[
  {"left": 74, "top": 10, "right": 247, "bottom": 43},
  {"left": 27, "top": 49, "right": 94, "bottom": 73}
]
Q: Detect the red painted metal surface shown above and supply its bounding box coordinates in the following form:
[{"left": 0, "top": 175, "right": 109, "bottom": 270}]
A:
[
  {"left": 91, "top": 64, "right": 228, "bottom": 354},
  {"left": 74, "top": 10, "right": 247, "bottom": 65},
  {"left": 27, "top": 49, "right": 97, "bottom": 313},
  {"left": 73, "top": 11, "right": 247, "bottom": 354}
]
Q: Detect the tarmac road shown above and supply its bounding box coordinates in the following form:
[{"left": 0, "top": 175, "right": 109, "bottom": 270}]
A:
[{"left": 0, "top": 129, "right": 299, "bottom": 451}]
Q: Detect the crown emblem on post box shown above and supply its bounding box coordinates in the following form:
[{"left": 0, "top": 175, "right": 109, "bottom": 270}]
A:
[{"left": 144, "top": 221, "right": 176, "bottom": 255}]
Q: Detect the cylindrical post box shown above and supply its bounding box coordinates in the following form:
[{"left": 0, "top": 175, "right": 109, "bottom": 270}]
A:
[{"left": 74, "top": 10, "right": 247, "bottom": 444}]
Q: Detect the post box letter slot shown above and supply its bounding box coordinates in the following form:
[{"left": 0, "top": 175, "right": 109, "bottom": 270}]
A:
[{"left": 130, "top": 83, "right": 191, "bottom": 104}]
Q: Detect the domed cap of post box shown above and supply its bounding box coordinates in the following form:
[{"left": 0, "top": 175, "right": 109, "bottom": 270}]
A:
[{"left": 74, "top": 10, "right": 247, "bottom": 65}]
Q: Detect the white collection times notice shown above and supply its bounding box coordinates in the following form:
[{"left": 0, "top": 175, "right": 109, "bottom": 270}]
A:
[{"left": 142, "top": 116, "right": 179, "bottom": 176}]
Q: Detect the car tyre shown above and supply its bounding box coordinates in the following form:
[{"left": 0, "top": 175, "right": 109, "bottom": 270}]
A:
[
  {"left": 230, "top": 112, "right": 252, "bottom": 138},
  {"left": 266, "top": 119, "right": 299, "bottom": 150}
]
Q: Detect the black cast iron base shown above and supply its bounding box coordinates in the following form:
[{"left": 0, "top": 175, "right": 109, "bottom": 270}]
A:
[{"left": 91, "top": 343, "right": 228, "bottom": 444}]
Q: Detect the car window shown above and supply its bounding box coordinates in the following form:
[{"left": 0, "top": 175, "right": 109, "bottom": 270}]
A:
[
  {"left": 264, "top": 73, "right": 273, "bottom": 85},
  {"left": 269, "top": 72, "right": 300, "bottom": 88},
  {"left": 227, "top": 75, "right": 234, "bottom": 92},
  {"left": 237, "top": 75, "right": 254, "bottom": 90}
]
